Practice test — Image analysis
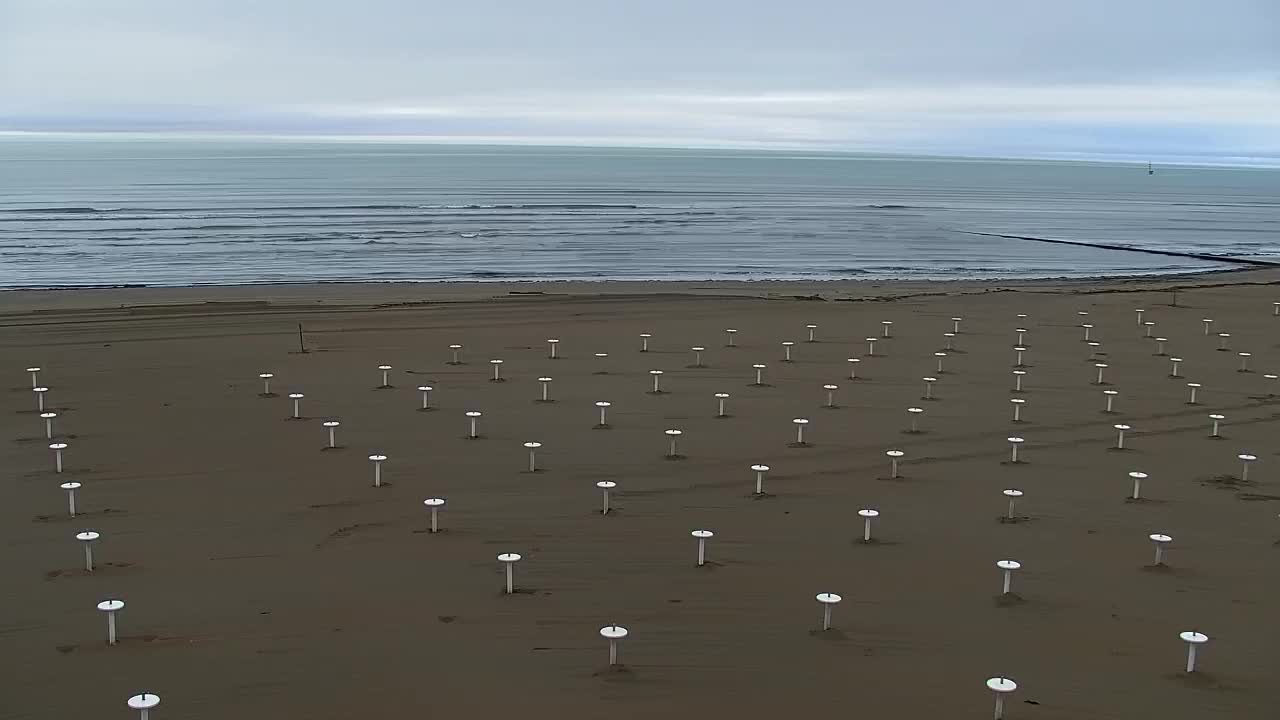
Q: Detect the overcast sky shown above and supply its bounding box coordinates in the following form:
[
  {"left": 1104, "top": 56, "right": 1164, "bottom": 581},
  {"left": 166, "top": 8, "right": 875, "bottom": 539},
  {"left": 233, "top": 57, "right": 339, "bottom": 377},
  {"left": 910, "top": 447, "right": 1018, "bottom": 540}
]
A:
[{"left": 2, "top": 0, "right": 1278, "bottom": 161}]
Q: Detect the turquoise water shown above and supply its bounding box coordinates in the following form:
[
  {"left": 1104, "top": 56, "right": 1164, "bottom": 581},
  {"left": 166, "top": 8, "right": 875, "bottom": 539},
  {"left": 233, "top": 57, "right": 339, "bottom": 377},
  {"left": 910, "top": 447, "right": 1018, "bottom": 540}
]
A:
[{"left": 1, "top": 140, "right": 1278, "bottom": 288}]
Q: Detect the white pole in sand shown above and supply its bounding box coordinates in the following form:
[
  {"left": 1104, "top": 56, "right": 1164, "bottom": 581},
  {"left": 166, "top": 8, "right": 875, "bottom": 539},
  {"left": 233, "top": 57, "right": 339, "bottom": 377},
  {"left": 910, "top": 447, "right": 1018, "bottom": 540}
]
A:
[
  {"left": 751, "top": 464, "right": 770, "bottom": 495},
  {"left": 1086, "top": 341, "right": 1102, "bottom": 362},
  {"left": 50, "top": 442, "right": 67, "bottom": 473},
  {"left": 1266, "top": 374, "right": 1279, "bottom": 397},
  {"left": 377, "top": 365, "right": 393, "bottom": 389},
  {"left": 465, "top": 411, "right": 482, "bottom": 439},
  {"left": 1012, "top": 370, "right": 1026, "bottom": 392},
  {"left": 782, "top": 341, "right": 795, "bottom": 362},
  {"left": 1002, "top": 489, "right": 1023, "bottom": 520},
  {"left": 1154, "top": 337, "right": 1168, "bottom": 356},
  {"left": 639, "top": 333, "right": 652, "bottom": 352},
  {"left": 806, "top": 324, "right": 818, "bottom": 342},
  {"left": 791, "top": 418, "right": 810, "bottom": 446},
  {"left": 934, "top": 352, "right": 947, "bottom": 374},
  {"left": 1114, "top": 424, "right": 1131, "bottom": 450},
  {"left": 1202, "top": 318, "right": 1213, "bottom": 335},
  {"left": 665, "top": 429, "right": 684, "bottom": 458},
  {"left": 600, "top": 625, "right": 628, "bottom": 666},
  {"left": 1128, "top": 471, "right": 1147, "bottom": 500},
  {"left": 288, "top": 393, "right": 304, "bottom": 419},
  {"left": 752, "top": 364, "right": 768, "bottom": 386},
  {"left": 1186, "top": 383, "right": 1201, "bottom": 405},
  {"left": 943, "top": 332, "right": 956, "bottom": 351},
  {"left": 1081, "top": 323, "right": 1093, "bottom": 341},
  {"left": 1103, "top": 390, "right": 1118, "bottom": 413},
  {"left": 715, "top": 392, "right": 730, "bottom": 418},
  {"left": 33, "top": 386, "right": 49, "bottom": 412},
  {"left": 61, "top": 481, "right": 81, "bottom": 517},
  {"left": 649, "top": 370, "right": 665, "bottom": 394},
  {"left": 691, "top": 346, "right": 706, "bottom": 368},
  {"left": 987, "top": 678, "right": 1017, "bottom": 720},
  {"left": 1013, "top": 347, "right": 1027, "bottom": 367},
  {"left": 1149, "top": 533, "right": 1172, "bottom": 566},
  {"left": 858, "top": 509, "right": 879, "bottom": 542},
  {"left": 1010, "top": 398, "right": 1026, "bottom": 422},
  {"left": 97, "top": 599, "right": 124, "bottom": 645},
  {"left": 1015, "top": 328, "right": 1027, "bottom": 345},
  {"left": 952, "top": 317, "right": 963, "bottom": 333},
  {"left": 323, "top": 421, "right": 341, "bottom": 449},
  {"left": 866, "top": 337, "right": 877, "bottom": 356},
  {"left": 127, "top": 693, "right": 160, "bottom": 720},
  {"left": 27, "top": 366, "right": 41, "bottom": 388},
  {"left": 417, "top": 385, "right": 434, "bottom": 411},
  {"left": 524, "top": 442, "right": 542, "bottom": 472},
  {"left": 258, "top": 373, "right": 275, "bottom": 396},
  {"left": 368, "top": 454, "right": 387, "bottom": 487},
  {"left": 1135, "top": 308, "right": 1145, "bottom": 326},
  {"left": 1208, "top": 413, "right": 1225, "bottom": 437},
  {"left": 1238, "top": 453, "right": 1257, "bottom": 482},
  {"left": 1094, "top": 363, "right": 1109, "bottom": 385},
  {"left": 596, "top": 481, "right": 616, "bottom": 515},
  {"left": 886, "top": 450, "right": 904, "bottom": 478},
  {"left": 1007, "top": 437, "right": 1024, "bottom": 464},
  {"left": 537, "top": 377, "right": 553, "bottom": 402},
  {"left": 40, "top": 411, "right": 57, "bottom": 439},
  {"left": 593, "top": 352, "right": 609, "bottom": 374},
  {"left": 423, "top": 498, "right": 445, "bottom": 533},
  {"left": 1180, "top": 631, "right": 1209, "bottom": 673},
  {"left": 1238, "top": 352, "right": 1252, "bottom": 372},
  {"left": 823, "top": 384, "right": 839, "bottom": 408},
  {"left": 547, "top": 338, "right": 560, "bottom": 359},
  {"left": 881, "top": 320, "right": 893, "bottom": 337},
  {"left": 725, "top": 328, "right": 738, "bottom": 347},
  {"left": 76, "top": 530, "right": 100, "bottom": 571},
  {"left": 922, "top": 376, "right": 937, "bottom": 400},
  {"left": 595, "top": 401, "right": 611, "bottom": 428},
  {"left": 448, "top": 344, "right": 464, "bottom": 365},
  {"left": 489, "top": 359, "right": 505, "bottom": 382},
  {"left": 1274, "top": 302, "right": 1280, "bottom": 317},
  {"left": 498, "top": 553, "right": 522, "bottom": 594},
  {"left": 816, "top": 592, "right": 842, "bottom": 631},
  {"left": 847, "top": 358, "right": 861, "bottom": 380},
  {"left": 692, "top": 529, "right": 714, "bottom": 566},
  {"left": 1217, "top": 333, "right": 1231, "bottom": 351},
  {"left": 1143, "top": 321, "right": 1156, "bottom": 338},
  {"left": 1169, "top": 357, "right": 1183, "bottom": 378},
  {"left": 906, "top": 407, "right": 924, "bottom": 433},
  {"left": 997, "top": 559, "right": 1021, "bottom": 595}
]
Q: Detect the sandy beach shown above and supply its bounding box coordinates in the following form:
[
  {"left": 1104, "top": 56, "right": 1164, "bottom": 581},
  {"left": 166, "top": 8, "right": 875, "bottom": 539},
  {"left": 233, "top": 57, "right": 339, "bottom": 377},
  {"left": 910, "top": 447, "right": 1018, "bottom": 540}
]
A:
[{"left": 4, "top": 271, "right": 1279, "bottom": 719}]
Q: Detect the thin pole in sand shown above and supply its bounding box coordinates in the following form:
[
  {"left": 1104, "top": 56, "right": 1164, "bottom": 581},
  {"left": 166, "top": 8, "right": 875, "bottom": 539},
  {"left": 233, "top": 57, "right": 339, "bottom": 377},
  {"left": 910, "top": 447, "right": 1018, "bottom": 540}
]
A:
[
  {"left": 934, "top": 352, "right": 947, "bottom": 374},
  {"left": 1265, "top": 374, "right": 1278, "bottom": 397},
  {"left": 952, "top": 317, "right": 963, "bottom": 333},
  {"left": 1003, "top": 489, "right": 1023, "bottom": 520},
  {"left": 791, "top": 418, "right": 810, "bottom": 447},
  {"left": 881, "top": 320, "right": 894, "bottom": 338},
  {"left": 1128, "top": 471, "right": 1147, "bottom": 499},
  {"left": 725, "top": 328, "right": 738, "bottom": 347},
  {"left": 1238, "top": 453, "right": 1257, "bottom": 482},
  {"left": 1143, "top": 321, "right": 1156, "bottom": 337},
  {"left": 1274, "top": 302, "right": 1280, "bottom": 317},
  {"left": 600, "top": 625, "right": 628, "bottom": 666},
  {"left": 1114, "top": 424, "right": 1132, "bottom": 450},
  {"left": 987, "top": 678, "right": 1017, "bottom": 720},
  {"left": 323, "top": 421, "right": 341, "bottom": 449},
  {"left": 1103, "top": 390, "right": 1118, "bottom": 413},
  {"left": 498, "top": 553, "right": 521, "bottom": 594},
  {"left": 41, "top": 411, "right": 57, "bottom": 439},
  {"left": 664, "top": 429, "right": 684, "bottom": 459},
  {"left": 648, "top": 370, "right": 665, "bottom": 394},
  {"left": 886, "top": 450, "right": 904, "bottom": 478},
  {"left": 593, "top": 353, "right": 609, "bottom": 374},
  {"left": 866, "top": 337, "right": 877, "bottom": 356},
  {"left": 1169, "top": 357, "right": 1184, "bottom": 378},
  {"left": 816, "top": 593, "right": 842, "bottom": 631},
  {"left": 1013, "top": 347, "right": 1027, "bottom": 368},
  {"left": 523, "top": 442, "right": 542, "bottom": 472},
  {"left": 922, "top": 376, "right": 937, "bottom": 400},
  {"left": 489, "top": 359, "right": 505, "bottom": 382},
  {"left": 127, "top": 693, "right": 160, "bottom": 720},
  {"left": 50, "top": 442, "right": 68, "bottom": 473},
  {"left": 997, "top": 559, "right": 1021, "bottom": 595},
  {"left": 690, "top": 347, "right": 706, "bottom": 368},
  {"left": 423, "top": 498, "right": 445, "bottom": 533},
  {"left": 97, "top": 599, "right": 124, "bottom": 645},
  {"left": 1180, "top": 632, "right": 1209, "bottom": 673},
  {"left": 782, "top": 341, "right": 795, "bottom": 362},
  {"left": 639, "top": 333, "right": 652, "bottom": 352},
  {"left": 1007, "top": 437, "right": 1024, "bottom": 464},
  {"left": 377, "top": 365, "right": 393, "bottom": 389},
  {"left": 1086, "top": 341, "right": 1103, "bottom": 362},
  {"left": 1202, "top": 318, "right": 1214, "bottom": 335},
  {"left": 1010, "top": 398, "right": 1026, "bottom": 423},
  {"left": 288, "top": 393, "right": 304, "bottom": 419},
  {"left": 751, "top": 464, "right": 770, "bottom": 495},
  {"left": 537, "top": 377, "right": 554, "bottom": 403},
  {"left": 1012, "top": 370, "right": 1026, "bottom": 392},
  {"left": 806, "top": 324, "right": 818, "bottom": 342},
  {"left": 906, "top": 407, "right": 924, "bottom": 433},
  {"left": 258, "top": 373, "right": 275, "bottom": 397},
  {"left": 1015, "top": 328, "right": 1027, "bottom": 345},
  {"left": 823, "top": 384, "right": 839, "bottom": 408},
  {"left": 1136, "top": 308, "right": 1145, "bottom": 326},
  {"left": 1154, "top": 337, "right": 1168, "bottom": 356},
  {"left": 417, "top": 386, "right": 434, "bottom": 411},
  {"left": 547, "top": 338, "right": 560, "bottom": 359},
  {"left": 858, "top": 509, "right": 879, "bottom": 542},
  {"left": 1186, "top": 383, "right": 1201, "bottom": 405},
  {"left": 1094, "top": 363, "right": 1109, "bottom": 385},
  {"left": 692, "top": 529, "right": 714, "bottom": 566},
  {"left": 1081, "top": 323, "right": 1093, "bottom": 341},
  {"left": 76, "top": 530, "right": 100, "bottom": 571},
  {"left": 943, "top": 332, "right": 956, "bottom": 351},
  {"left": 594, "top": 401, "right": 611, "bottom": 428},
  {"left": 448, "top": 344, "right": 463, "bottom": 365},
  {"left": 596, "top": 482, "right": 616, "bottom": 515},
  {"left": 34, "top": 386, "right": 49, "bottom": 412},
  {"left": 752, "top": 364, "right": 768, "bottom": 386},
  {"left": 1238, "top": 352, "right": 1252, "bottom": 372},
  {"left": 27, "top": 366, "right": 41, "bottom": 388},
  {"left": 465, "top": 411, "right": 482, "bottom": 439},
  {"left": 1208, "top": 413, "right": 1225, "bottom": 437},
  {"left": 368, "top": 454, "right": 388, "bottom": 487},
  {"left": 847, "top": 358, "right": 861, "bottom": 380},
  {"left": 715, "top": 393, "right": 730, "bottom": 418},
  {"left": 1217, "top": 332, "right": 1231, "bottom": 351},
  {"left": 61, "top": 481, "right": 81, "bottom": 517},
  {"left": 1149, "top": 533, "right": 1172, "bottom": 566}
]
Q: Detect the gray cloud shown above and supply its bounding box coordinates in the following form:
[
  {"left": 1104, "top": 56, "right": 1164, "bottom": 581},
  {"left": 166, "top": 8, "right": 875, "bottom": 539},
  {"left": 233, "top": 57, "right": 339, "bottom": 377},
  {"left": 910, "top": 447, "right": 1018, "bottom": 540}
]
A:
[{"left": 2, "top": 0, "right": 1278, "bottom": 160}]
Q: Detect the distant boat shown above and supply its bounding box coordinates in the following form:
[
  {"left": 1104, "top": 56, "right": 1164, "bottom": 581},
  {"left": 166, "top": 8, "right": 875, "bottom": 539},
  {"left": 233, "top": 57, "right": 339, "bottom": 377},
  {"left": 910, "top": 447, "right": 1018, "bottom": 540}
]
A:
[
  {"left": 459, "top": 232, "right": 479, "bottom": 238},
  {"left": 1147, "top": 162, "right": 1154, "bottom": 176}
]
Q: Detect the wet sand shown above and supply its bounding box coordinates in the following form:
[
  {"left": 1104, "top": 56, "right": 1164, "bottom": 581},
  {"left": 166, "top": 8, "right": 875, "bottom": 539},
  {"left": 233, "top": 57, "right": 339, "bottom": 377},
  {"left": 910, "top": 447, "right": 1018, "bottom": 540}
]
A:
[{"left": 3, "top": 272, "right": 1279, "bottom": 719}]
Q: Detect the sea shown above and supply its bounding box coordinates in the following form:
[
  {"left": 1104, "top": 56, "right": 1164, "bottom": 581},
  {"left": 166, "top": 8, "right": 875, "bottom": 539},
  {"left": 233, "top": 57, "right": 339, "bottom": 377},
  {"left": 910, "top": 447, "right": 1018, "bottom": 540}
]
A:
[{"left": 1, "top": 139, "right": 1278, "bottom": 289}]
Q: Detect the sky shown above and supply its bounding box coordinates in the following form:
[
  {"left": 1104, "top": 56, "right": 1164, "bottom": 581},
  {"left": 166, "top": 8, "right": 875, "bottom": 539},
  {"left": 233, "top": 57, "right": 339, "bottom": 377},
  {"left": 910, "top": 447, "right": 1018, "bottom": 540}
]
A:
[{"left": 1, "top": 0, "right": 1279, "bottom": 162}]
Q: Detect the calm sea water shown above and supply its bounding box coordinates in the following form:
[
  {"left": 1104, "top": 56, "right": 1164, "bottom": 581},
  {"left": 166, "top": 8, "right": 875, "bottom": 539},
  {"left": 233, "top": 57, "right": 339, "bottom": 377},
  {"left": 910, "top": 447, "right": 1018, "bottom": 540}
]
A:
[{"left": 1, "top": 140, "right": 1278, "bottom": 288}]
